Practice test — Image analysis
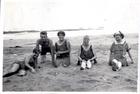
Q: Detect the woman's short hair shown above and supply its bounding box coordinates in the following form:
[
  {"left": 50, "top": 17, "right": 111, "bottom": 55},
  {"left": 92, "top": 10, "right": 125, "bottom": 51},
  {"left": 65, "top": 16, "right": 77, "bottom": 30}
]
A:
[
  {"left": 57, "top": 31, "right": 65, "bottom": 36},
  {"left": 113, "top": 31, "right": 124, "bottom": 39}
]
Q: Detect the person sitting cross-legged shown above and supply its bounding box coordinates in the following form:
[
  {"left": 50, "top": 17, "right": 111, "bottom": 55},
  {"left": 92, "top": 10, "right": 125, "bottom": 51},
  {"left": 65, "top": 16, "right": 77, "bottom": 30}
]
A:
[{"left": 77, "top": 35, "right": 97, "bottom": 70}]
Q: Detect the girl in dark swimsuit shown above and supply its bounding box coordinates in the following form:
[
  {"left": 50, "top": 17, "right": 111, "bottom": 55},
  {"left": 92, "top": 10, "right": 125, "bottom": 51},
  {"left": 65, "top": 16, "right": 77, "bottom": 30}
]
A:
[
  {"left": 78, "top": 35, "right": 97, "bottom": 70},
  {"left": 55, "top": 31, "right": 71, "bottom": 67}
]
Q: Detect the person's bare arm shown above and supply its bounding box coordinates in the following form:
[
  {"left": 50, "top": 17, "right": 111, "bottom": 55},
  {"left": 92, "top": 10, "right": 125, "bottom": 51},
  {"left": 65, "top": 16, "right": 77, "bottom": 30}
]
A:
[
  {"left": 56, "top": 40, "right": 71, "bottom": 54},
  {"left": 108, "top": 43, "right": 114, "bottom": 65},
  {"left": 109, "top": 51, "right": 113, "bottom": 60},
  {"left": 49, "top": 39, "right": 55, "bottom": 54},
  {"left": 78, "top": 46, "right": 82, "bottom": 61},
  {"left": 127, "top": 50, "right": 134, "bottom": 64},
  {"left": 67, "top": 40, "right": 71, "bottom": 53},
  {"left": 125, "top": 43, "right": 134, "bottom": 64},
  {"left": 24, "top": 55, "right": 36, "bottom": 73},
  {"left": 36, "top": 39, "right": 40, "bottom": 51},
  {"left": 89, "top": 46, "right": 97, "bottom": 61}
]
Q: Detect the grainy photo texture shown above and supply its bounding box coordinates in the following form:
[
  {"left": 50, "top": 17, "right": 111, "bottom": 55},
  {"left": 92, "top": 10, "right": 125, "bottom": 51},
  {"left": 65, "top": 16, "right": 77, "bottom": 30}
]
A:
[{"left": 3, "top": 0, "right": 139, "bottom": 92}]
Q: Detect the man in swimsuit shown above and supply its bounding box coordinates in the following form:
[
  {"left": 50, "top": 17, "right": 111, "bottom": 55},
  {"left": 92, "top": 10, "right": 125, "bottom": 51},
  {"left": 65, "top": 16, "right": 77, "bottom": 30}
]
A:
[
  {"left": 36, "top": 31, "right": 57, "bottom": 67},
  {"left": 3, "top": 48, "right": 39, "bottom": 77}
]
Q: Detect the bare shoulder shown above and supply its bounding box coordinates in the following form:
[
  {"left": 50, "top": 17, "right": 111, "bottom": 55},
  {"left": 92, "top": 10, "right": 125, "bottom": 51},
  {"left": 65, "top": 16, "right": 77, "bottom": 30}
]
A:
[
  {"left": 55, "top": 41, "right": 59, "bottom": 44},
  {"left": 48, "top": 38, "right": 53, "bottom": 43},
  {"left": 36, "top": 39, "right": 41, "bottom": 44},
  {"left": 65, "top": 39, "right": 70, "bottom": 44},
  {"left": 48, "top": 38, "right": 52, "bottom": 41},
  {"left": 24, "top": 54, "right": 32, "bottom": 60}
]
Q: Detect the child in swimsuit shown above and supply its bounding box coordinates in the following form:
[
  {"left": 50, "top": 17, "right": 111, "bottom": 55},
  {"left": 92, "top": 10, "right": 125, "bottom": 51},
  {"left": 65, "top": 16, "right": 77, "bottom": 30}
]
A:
[
  {"left": 55, "top": 31, "right": 71, "bottom": 67},
  {"left": 109, "top": 31, "right": 134, "bottom": 71},
  {"left": 77, "top": 35, "right": 97, "bottom": 70},
  {"left": 3, "top": 48, "right": 39, "bottom": 77}
]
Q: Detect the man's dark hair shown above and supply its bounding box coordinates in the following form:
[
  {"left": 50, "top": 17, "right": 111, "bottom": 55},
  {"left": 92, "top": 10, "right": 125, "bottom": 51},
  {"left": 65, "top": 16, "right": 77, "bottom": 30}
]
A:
[
  {"left": 40, "top": 31, "right": 47, "bottom": 35},
  {"left": 57, "top": 31, "right": 65, "bottom": 36}
]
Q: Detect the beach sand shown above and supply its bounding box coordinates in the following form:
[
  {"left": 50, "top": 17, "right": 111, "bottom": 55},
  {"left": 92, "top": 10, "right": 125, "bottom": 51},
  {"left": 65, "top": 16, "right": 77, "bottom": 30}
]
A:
[{"left": 3, "top": 33, "right": 138, "bottom": 91}]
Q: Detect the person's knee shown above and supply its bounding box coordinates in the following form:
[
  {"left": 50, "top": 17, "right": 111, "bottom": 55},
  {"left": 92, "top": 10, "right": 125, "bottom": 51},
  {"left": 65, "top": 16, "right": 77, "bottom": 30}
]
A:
[
  {"left": 87, "top": 60, "right": 92, "bottom": 69},
  {"left": 41, "top": 55, "right": 46, "bottom": 63},
  {"left": 81, "top": 61, "right": 86, "bottom": 68},
  {"left": 10, "top": 63, "right": 20, "bottom": 72},
  {"left": 63, "top": 60, "right": 70, "bottom": 67}
]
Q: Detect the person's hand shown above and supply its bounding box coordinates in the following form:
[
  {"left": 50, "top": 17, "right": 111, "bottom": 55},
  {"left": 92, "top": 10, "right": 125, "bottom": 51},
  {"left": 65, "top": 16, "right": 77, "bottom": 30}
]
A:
[
  {"left": 122, "top": 55, "right": 126, "bottom": 58},
  {"left": 56, "top": 52, "right": 60, "bottom": 57},
  {"left": 82, "top": 60, "right": 86, "bottom": 62},
  {"left": 31, "top": 68, "right": 36, "bottom": 73}
]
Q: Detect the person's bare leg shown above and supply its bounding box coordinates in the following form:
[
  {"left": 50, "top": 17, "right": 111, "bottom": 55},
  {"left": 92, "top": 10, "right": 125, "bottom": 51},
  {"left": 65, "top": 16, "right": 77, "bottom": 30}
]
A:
[
  {"left": 87, "top": 60, "right": 92, "bottom": 69},
  {"left": 51, "top": 53, "right": 57, "bottom": 67},
  {"left": 63, "top": 57, "right": 70, "bottom": 67},
  {"left": 81, "top": 60, "right": 86, "bottom": 70},
  {"left": 41, "top": 55, "right": 46, "bottom": 63},
  {"left": 50, "top": 46, "right": 57, "bottom": 67},
  {"left": 3, "top": 63, "right": 20, "bottom": 77}
]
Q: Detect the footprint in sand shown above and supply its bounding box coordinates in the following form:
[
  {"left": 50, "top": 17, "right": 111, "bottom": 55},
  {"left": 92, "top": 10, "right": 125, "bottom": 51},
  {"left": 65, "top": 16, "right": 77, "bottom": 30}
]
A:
[
  {"left": 53, "top": 88, "right": 61, "bottom": 91},
  {"left": 47, "top": 72, "right": 58, "bottom": 76},
  {"left": 119, "top": 86, "right": 137, "bottom": 92},
  {"left": 78, "top": 79, "right": 100, "bottom": 84},
  {"left": 73, "top": 87, "right": 87, "bottom": 91},
  {"left": 60, "top": 84, "right": 72, "bottom": 91},
  {"left": 3, "top": 79, "right": 11, "bottom": 83},
  {"left": 113, "top": 75, "right": 120, "bottom": 79},
  {"left": 125, "top": 78, "right": 137, "bottom": 84}
]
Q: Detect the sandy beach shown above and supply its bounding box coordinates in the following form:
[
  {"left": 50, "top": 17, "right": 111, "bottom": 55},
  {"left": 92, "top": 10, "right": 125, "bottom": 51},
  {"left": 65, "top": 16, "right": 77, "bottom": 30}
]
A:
[{"left": 3, "top": 33, "right": 138, "bottom": 91}]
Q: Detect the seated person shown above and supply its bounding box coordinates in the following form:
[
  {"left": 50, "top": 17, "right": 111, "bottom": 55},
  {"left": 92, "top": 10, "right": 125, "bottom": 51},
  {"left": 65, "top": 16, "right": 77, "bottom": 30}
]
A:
[
  {"left": 3, "top": 48, "right": 39, "bottom": 77},
  {"left": 55, "top": 31, "right": 71, "bottom": 67},
  {"left": 77, "top": 35, "right": 97, "bottom": 70},
  {"left": 109, "top": 31, "right": 134, "bottom": 71}
]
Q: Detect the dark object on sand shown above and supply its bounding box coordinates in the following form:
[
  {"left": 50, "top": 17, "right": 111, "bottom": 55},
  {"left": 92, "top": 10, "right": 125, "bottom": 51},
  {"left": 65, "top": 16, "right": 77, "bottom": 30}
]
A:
[
  {"left": 4, "top": 79, "right": 11, "bottom": 83},
  {"left": 77, "top": 60, "right": 81, "bottom": 66},
  {"left": 9, "top": 46, "right": 22, "bottom": 48}
]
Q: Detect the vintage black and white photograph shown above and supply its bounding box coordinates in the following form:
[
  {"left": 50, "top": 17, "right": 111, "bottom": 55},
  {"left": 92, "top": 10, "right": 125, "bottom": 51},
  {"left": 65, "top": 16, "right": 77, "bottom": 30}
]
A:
[{"left": 2, "top": 0, "right": 139, "bottom": 92}]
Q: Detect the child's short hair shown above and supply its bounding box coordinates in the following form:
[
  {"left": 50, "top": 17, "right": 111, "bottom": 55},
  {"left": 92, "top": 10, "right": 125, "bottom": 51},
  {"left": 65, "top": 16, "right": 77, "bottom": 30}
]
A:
[
  {"left": 40, "top": 31, "right": 47, "bottom": 35},
  {"left": 113, "top": 31, "right": 124, "bottom": 39},
  {"left": 57, "top": 31, "right": 65, "bottom": 36},
  {"left": 83, "top": 35, "right": 90, "bottom": 40}
]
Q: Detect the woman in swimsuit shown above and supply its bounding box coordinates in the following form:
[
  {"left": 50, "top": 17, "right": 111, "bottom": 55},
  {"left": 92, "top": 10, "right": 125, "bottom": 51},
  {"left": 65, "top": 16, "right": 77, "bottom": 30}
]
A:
[
  {"left": 109, "top": 31, "right": 134, "bottom": 71},
  {"left": 55, "top": 31, "right": 71, "bottom": 67}
]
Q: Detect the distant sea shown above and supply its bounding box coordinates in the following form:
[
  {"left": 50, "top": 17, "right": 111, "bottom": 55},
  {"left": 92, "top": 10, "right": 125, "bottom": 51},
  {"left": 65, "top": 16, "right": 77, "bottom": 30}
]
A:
[
  {"left": 4, "top": 29, "right": 108, "bottom": 40},
  {"left": 4, "top": 29, "right": 137, "bottom": 40}
]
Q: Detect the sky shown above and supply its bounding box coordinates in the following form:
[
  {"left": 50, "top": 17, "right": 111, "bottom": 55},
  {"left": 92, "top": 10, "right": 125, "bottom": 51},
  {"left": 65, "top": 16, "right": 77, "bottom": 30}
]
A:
[{"left": 3, "top": 0, "right": 140, "bottom": 33}]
